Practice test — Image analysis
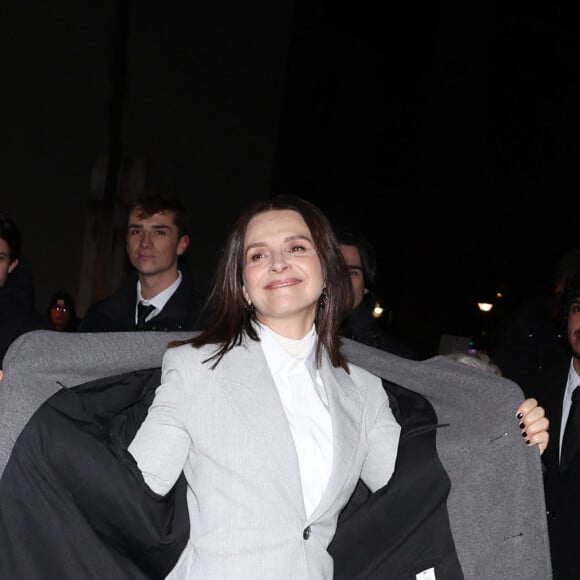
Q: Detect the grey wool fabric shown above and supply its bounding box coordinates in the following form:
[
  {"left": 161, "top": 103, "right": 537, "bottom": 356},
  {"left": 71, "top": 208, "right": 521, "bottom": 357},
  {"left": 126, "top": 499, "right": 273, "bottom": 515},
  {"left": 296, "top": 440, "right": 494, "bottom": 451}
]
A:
[
  {"left": 342, "top": 340, "right": 552, "bottom": 580},
  {"left": 0, "top": 330, "right": 552, "bottom": 579}
]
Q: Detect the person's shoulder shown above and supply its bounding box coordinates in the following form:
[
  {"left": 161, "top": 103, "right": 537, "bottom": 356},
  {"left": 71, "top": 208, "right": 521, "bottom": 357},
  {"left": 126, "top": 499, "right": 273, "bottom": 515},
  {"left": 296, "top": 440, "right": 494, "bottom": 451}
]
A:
[
  {"left": 0, "top": 290, "right": 50, "bottom": 329},
  {"left": 172, "top": 272, "right": 204, "bottom": 307},
  {"left": 164, "top": 341, "right": 194, "bottom": 357},
  {"left": 78, "top": 299, "right": 113, "bottom": 330},
  {"left": 78, "top": 281, "right": 136, "bottom": 331},
  {"left": 86, "top": 283, "right": 133, "bottom": 312},
  {"left": 347, "top": 361, "right": 384, "bottom": 390},
  {"left": 163, "top": 341, "right": 216, "bottom": 364},
  {"left": 177, "top": 269, "right": 199, "bottom": 288}
]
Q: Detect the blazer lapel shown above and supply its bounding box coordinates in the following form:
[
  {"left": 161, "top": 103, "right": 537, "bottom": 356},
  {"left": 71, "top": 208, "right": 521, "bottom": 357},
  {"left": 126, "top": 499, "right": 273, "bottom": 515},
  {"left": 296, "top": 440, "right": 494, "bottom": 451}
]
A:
[
  {"left": 309, "top": 358, "right": 364, "bottom": 521},
  {"left": 218, "top": 337, "right": 306, "bottom": 514}
]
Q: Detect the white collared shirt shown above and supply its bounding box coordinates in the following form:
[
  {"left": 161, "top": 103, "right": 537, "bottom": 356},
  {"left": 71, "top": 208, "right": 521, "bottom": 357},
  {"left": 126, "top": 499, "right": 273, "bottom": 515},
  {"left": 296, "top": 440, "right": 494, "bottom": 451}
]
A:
[
  {"left": 559, "top": 358, "right": 580, "bottom": 461},
  {"left": 258, "top": 323, "right": 333, "bottom": 518},
  {"left": 135, "top": 270, "right": 183, "bottom": 325}
]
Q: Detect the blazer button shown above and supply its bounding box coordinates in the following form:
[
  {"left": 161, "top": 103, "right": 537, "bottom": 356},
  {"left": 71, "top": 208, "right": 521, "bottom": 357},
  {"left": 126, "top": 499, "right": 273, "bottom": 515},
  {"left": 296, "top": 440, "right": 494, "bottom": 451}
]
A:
[{"left": 303, "top": 526, "right": 311, "bottom": 540}]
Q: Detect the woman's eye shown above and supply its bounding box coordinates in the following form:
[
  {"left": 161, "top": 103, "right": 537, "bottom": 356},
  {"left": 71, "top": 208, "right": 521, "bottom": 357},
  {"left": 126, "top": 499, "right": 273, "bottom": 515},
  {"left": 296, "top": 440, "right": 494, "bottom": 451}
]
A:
[
  {"left": 249, "top": 251, "right": 267, "bottom": 262},
  {"left": 289, "top": 245, "right": 306, "bottom": 253}
]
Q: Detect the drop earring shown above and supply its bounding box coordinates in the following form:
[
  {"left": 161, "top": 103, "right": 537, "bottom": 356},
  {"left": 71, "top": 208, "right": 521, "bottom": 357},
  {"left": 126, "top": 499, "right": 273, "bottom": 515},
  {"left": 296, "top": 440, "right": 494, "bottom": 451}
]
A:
[{"left": 319, "top": 287, "right": 328, "bottom": 308}]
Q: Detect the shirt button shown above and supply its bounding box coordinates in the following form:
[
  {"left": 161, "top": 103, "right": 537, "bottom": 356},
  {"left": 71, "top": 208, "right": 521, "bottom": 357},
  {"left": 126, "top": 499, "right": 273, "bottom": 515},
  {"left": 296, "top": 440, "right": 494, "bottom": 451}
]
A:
[{"left": 303, "top": 526, "right": 311, "bottom": 540}]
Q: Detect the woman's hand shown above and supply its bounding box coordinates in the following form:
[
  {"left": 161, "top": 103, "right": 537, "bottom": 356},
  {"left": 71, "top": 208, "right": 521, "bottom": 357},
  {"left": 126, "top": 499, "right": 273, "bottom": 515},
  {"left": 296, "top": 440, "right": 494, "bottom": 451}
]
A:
[{"left": 516, "top": 398, "right": 549, "bottom": 455}]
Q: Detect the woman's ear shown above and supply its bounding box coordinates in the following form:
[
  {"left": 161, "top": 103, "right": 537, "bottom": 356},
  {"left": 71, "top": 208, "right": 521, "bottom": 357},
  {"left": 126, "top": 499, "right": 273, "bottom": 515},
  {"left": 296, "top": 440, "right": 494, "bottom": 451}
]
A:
[{"left": 242, "top": 285, "right": 251, "bottom": 306}]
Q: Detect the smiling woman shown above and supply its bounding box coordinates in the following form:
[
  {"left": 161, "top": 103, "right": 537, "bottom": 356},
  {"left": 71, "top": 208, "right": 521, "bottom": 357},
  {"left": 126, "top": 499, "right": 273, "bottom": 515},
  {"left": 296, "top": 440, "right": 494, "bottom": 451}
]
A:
[
  {"left": 241, "top": 209, "right": 325, "bottom": 340},
  {"left": 127, "top": 194, "right": 548, "bottom": 579},
  {"left": 129, "top": 194, "right": 401, "bottom": 578},
  {"left": 0, "top": 195, "right": 551, "bottom": 580}
]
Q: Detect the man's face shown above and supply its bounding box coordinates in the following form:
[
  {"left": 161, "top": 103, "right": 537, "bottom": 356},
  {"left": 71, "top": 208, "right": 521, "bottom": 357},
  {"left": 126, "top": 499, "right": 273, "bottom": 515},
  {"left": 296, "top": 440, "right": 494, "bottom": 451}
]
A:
[
  {"left": 125, "top": 208, "right": 189, "bottom": 279},
  {"left": 339, "top": 243, "right": 367, "bottom": 310},
  {"left": 568, "top": 298, "right": 580, "bottom": 359},
  {"left": 0, "top": 238, "right": 18, "bottom": 288}
]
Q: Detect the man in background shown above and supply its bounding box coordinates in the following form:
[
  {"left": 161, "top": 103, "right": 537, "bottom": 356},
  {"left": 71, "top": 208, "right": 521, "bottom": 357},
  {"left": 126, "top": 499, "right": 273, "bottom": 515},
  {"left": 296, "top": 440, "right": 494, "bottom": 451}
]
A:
[
  {"left": 336, "top": 227, "right": 417, "bottom": 359},
  {"left": 491, "top": 247, "right": 580, "bottom": 401},
  {"left": 538, "top": 272, "right": 580, "bottom": 579},
  {"left": 0, "top": 213, "right": 50, "bottom": 367},
  {"left": 79, "top": 192, "right": 203, "bottom": 332}
]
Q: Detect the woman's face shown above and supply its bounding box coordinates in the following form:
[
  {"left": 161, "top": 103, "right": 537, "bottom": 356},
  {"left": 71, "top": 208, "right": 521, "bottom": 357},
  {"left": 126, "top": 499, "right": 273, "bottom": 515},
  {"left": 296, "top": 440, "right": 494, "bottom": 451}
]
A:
[
  {"left": 242, "top": 209, "right": 324, "bottom": 338},
  {"left": 50, "top": 299, "right": 71, "bottom": 331}
]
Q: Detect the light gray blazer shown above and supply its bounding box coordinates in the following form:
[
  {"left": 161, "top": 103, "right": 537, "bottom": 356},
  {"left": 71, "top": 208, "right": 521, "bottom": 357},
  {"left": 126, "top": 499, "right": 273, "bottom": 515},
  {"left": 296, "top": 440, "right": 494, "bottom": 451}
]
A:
[
  {"left": 0, "top": 330, "right": 552, "bottom": 579},
  {"left": 128, "top": 338, "right": 399, "bottom": 579}
]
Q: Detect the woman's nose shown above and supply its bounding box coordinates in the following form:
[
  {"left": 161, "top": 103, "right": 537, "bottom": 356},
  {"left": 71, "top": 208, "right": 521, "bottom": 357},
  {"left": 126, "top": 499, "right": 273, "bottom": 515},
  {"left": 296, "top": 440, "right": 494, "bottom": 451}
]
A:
[{"left": 269, "top": 252, "right": 289, "bottom": 272}]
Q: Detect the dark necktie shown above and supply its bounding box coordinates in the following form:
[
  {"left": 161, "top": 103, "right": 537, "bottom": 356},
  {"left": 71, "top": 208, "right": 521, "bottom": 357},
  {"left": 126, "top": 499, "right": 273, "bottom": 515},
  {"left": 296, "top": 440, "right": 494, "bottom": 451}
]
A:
[
  {"left": 136, "top": 302, "right": 155, "bottom": 330},
  {"left": 560, "top": 386, "right": 580, "bottom": 473}
]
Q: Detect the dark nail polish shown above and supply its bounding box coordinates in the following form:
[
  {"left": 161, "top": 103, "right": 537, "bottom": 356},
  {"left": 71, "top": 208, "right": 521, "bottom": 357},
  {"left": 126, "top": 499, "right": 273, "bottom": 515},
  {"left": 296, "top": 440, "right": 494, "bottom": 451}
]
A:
[
  {"left": 522, "top": 431, "right": 527, "bottom": 438},
  {"left": 519, "top": 422, "right": 525, "bottom": 429},
  {"left": 517, "top": 412, "right": 523, "bottom": 420},
  {"left": 525, "top": 439, "right": 531, "bottom": 445}
]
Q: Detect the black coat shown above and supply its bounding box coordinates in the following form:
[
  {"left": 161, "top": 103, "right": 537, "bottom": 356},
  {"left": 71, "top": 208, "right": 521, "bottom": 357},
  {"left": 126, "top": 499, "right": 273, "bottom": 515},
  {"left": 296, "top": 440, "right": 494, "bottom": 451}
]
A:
[
  {"left": 0, "top": 287, "right": 51, "bottom": 367},
  {"left": 330, "top": 380, "right": 462, "bottom": 579},
  {"left": 0, "top": 368, "right": 189, "bottom": 580},
  {"left": 341, "top": 303, "right": 418, "bottom": 360},
  {"left": 541, "top": 358, "right": 580, "bottom": 580},
  {"left": 490, "top": 295, "right": 569, "bottom": 400},
  {"left": 79, "top": 271, "right": 203, "bottom": 332}
]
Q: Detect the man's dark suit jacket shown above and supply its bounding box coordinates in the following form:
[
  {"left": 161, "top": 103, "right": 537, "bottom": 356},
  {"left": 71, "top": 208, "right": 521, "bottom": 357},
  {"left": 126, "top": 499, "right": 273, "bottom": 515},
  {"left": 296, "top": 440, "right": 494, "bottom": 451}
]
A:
[
  {"left": 0, "top": 287, "right": 51, "bottom": 367},
  {"left": 541, "top": 357, "right": 580, "bottom": 580},
  {"left": 79, "top": 271, "right": 203, "bottom": 332},
  {"left": 341, "top": 303, "right": 418, "bottom": 360}
]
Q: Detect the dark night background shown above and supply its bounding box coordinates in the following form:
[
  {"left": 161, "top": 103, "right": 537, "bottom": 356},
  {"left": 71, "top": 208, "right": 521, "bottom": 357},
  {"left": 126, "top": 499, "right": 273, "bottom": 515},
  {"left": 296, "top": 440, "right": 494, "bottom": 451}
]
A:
[{"left": 2, "top": 1, "right": 579, "bottom": 358}]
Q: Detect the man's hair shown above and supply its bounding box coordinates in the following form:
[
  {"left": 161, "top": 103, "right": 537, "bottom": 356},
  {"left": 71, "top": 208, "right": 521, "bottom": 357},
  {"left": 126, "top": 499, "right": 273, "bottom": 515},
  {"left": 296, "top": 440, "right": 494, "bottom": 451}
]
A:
[
  {"left": 127, "top": 191, "right": 189, "bottom": 238},
  {"left": 0, "top": 213, "right": 22, "bottom": 262},
  {"left": 555, "top": 246, "right": 580, "bottom": 285},
  {"left": 551, "top": 248, "right": 580, "bottom": 325},
  {"left": 334, "top": 227, "right": 377, "bottom": 292},
  {"left": 561, "top": 271, "right": 580, "bottom": 325}
]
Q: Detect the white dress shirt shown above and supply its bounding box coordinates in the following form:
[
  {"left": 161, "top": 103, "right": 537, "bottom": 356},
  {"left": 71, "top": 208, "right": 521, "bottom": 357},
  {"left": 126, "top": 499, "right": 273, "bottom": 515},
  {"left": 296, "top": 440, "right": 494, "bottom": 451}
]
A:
[
  {"left": 559, "top": 358, "right": 580, "bottom": 461},
  {"left": 135, "top": 270, "right": 182, "bottom": 325},
  {"left": 258, "top": 323, "right": 333, "bottom": 518}
]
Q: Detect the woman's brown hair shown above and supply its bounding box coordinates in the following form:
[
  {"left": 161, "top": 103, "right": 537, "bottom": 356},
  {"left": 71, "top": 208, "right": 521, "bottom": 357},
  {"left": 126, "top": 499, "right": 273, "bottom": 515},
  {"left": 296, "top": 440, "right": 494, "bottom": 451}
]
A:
[{"left": 171, "top": 194, "right": 353, "bottom": 370}]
